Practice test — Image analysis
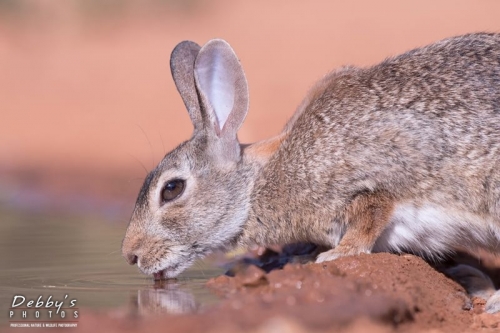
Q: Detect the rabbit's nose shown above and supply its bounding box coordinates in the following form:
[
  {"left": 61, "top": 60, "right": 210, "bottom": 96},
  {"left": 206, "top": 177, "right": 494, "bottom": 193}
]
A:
[
  {"left": 122, "top": 227, "right": 142, "bottom": 265},
  {"left": 125, "top": 253, "right": 138, "bottom": 265}
]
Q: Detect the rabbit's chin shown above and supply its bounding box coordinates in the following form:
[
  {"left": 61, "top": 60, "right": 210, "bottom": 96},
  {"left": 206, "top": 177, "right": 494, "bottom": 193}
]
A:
[
  {"left": 145, "top": 233, "right": 243, "bottom": 280},
  {"left": 153, "top": 271, "right": 166, "bottom": 281},
  {"left": 152, "top": 268, "right": 183, "bottom": 280},
  {"left": 138, "top": 250, "right": 197, "bottom": 280},
  {"left": 150, "top": 261, "right": 193, "bottom": 280}
]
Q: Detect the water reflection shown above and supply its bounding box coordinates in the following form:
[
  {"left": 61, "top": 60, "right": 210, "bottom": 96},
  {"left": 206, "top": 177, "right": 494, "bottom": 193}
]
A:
[
  {"left": 133, "top": 282, "right": 198, "bottom": 316},
  {"left": 0, "top": 205, "right": 223, "bottom": 323}
]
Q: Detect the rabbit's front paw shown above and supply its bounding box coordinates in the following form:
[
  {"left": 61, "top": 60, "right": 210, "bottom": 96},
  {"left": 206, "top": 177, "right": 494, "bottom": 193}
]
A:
[
  {"left": 315, "top": 249, "right": 341, "bottom": 263},
  {"left": 315, "top": 247, "right": 370, "bottom": 263},
  {"left": 316, "top": 191, "right": 394, "bottom": 265}
]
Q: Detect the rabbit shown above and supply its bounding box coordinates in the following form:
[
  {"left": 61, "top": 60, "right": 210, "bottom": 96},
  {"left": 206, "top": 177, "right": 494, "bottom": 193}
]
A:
[{"left": 122, "top": 33, "right": 500, "bottom": 312}]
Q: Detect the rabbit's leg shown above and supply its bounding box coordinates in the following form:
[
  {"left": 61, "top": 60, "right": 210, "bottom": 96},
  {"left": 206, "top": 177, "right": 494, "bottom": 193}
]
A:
[
  {"left": 316, "top": 191, "right": 394, "bottom": 263},
  {"left": 445, "top": 264, "right": 496, "bottom": 300},
  {"left": 445, "top": 264, "right": 500, "bottom": 313}
]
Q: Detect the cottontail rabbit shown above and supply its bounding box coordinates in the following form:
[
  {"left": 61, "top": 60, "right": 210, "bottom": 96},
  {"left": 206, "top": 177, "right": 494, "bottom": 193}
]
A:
[{"left": 122, "top": 33, "right": 500, "bottom": 312}]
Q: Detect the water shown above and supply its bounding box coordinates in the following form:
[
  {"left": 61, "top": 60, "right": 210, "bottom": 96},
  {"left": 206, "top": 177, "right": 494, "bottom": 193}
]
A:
[{"left": 0, "top": 206, "right": 224, "bottom": 324}]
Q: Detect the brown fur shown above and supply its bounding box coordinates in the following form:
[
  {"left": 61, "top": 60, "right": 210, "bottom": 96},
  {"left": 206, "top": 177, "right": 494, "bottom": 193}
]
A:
[
  {"left": 242, "top": 33, "right": 500, "bottom": 250},
  {"left": 243, "top": 132, "right": 288, "bottom": 164},
  {"left": 123, "top": 35, "right": 500, "bottom": 309},
  {"left": 338, "top": 191, "right": 395, "bottom": 256}
]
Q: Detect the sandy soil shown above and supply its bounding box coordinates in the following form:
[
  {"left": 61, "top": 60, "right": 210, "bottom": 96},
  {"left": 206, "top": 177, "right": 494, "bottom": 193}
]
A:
[{"left": 2, "top": 1, "right": 500, "bottom": 332}]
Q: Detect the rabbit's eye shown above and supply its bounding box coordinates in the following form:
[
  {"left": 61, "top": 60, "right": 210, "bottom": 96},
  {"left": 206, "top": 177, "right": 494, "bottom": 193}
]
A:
[{"left": 161, "top": 179, "right": 185, "bottom": 203}]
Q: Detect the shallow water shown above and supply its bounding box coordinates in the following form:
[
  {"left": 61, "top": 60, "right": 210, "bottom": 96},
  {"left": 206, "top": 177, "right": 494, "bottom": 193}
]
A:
[{"left": 0, "top": 206, "right": 224, "bottom": 324}]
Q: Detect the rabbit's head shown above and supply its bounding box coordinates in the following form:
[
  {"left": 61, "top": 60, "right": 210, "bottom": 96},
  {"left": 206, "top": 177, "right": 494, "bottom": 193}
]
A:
[{"left": 122, "top": 40, "right": 250, "bottom": 278}]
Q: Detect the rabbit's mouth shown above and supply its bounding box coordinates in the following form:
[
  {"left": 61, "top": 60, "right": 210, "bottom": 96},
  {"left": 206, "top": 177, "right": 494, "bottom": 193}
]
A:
[
  {"left": 153, "top": 270, "right": 166, "bottom": 281},
  {"left": 149, "top": 258, "right": 191, "bottom": 280},
  {"left": 146, "top": 247, "right": 201, "bottom": 280}
]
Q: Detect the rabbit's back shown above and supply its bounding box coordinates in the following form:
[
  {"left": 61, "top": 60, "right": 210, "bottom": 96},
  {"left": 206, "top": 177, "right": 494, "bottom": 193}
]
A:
[{"left": 252, "top": 33, "right": 500, "bottom": 248}]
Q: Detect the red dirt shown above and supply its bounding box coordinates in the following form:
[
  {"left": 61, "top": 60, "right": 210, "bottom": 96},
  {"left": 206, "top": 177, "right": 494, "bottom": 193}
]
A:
[{"left": 32, "top": 253, "right": 499, "bottom": 333}]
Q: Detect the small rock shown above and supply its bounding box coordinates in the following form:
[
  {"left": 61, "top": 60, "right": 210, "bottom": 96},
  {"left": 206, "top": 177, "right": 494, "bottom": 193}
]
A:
[{"left": 234, "top": 265, "right": 268, "bottom": 287}]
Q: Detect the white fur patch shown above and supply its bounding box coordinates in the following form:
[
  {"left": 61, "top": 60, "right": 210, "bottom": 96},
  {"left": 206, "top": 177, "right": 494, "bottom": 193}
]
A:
[
  {"left": 328, "top": 222, "right": 346, "bottom": 248},
  {"left": 373, "top": 202, "right": 500, "bottom": 259}
]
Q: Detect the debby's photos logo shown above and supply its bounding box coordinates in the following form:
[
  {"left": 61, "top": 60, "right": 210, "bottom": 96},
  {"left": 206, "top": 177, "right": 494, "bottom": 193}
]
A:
[{"left": 9, "top": 294, "right": 79, "bottom": 328}]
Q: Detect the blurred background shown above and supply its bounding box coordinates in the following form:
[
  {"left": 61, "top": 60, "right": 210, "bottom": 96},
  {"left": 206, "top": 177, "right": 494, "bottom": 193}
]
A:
[
  {"left": 1, "top": 0, "right": 500, "bottom": 215},
  {"left": 1, "top": 0, "right": 500, "bottom": 323}
]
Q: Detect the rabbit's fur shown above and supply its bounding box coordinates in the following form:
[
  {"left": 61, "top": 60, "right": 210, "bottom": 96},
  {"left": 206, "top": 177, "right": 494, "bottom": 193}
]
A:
[{"left": 122, "top": 33, "right": 500, "bottom": 311}]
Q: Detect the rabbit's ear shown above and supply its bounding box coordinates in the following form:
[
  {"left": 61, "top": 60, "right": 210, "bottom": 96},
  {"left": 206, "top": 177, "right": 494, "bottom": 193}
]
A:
[
  {"left": 170, "top": 41, "right": 203, "bottom": 131},
  {"left": 194, "top": 39, "right": 249, "bottom": 142}
]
